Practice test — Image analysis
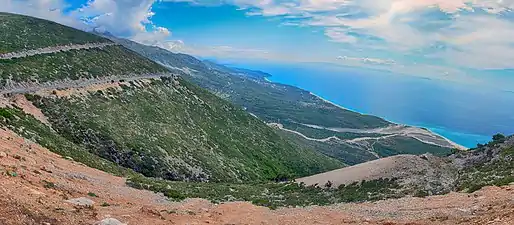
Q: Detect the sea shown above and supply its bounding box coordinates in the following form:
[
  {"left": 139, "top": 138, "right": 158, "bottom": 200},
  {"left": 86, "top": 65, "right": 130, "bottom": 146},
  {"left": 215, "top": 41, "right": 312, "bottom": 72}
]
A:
[{"left": 225, "top": 61, "right": 514, "bottom": 148}]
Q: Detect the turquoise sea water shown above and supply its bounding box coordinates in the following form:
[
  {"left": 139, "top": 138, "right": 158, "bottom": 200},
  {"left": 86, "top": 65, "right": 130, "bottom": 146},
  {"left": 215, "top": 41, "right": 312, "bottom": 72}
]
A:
[{"left": 227, "top": 62, "right": 514, "bottom": 148}]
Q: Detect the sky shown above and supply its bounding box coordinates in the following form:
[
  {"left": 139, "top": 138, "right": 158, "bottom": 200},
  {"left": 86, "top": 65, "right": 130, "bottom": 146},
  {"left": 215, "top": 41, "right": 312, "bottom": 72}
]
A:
[{"left": 1, "top": 0, "right": 514, "bottom": 90}]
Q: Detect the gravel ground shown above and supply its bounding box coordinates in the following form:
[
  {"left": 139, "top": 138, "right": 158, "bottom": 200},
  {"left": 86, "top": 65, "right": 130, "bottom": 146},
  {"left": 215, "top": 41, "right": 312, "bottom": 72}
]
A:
[{"left": 1, "top": 128, "right": 513, "bottom": 225}]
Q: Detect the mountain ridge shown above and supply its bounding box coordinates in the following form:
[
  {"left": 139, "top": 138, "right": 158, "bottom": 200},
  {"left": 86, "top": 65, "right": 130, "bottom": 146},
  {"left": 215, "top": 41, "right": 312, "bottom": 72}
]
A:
[
  {"left": 1, "top": 13, "right": 514, "bottom": 225},
  {"left": 111, "top": 36, "right": 459, "bottom": 165},
  {"left": 1, "top": 13, "right": 342, "bottom": 183}
]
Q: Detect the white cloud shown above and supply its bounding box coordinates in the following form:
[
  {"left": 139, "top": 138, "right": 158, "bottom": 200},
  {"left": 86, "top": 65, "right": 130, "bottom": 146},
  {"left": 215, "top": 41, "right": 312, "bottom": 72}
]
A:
[
  {"left": 324, "top": 27, "right": 357, "bottom": 43},
  {"left": 77, "top": 0, "right": 158, "bottom": 35},
  {"left": 337, "top": 55, "right": 396, "bottom": 65},
  {"left": 164, "top": 39, "right": 312, "bottom": 62},
  {"left": 180, "top": 0, "right": 514, "bottom": 70},
  {"left": 0, "top": 0, "right": 85, "bottom": 28},
  {"left": 1, "top": 0, "right": 171, "bottom": 45},
  {"left": 4, "top": 0, "right": 514, "bottom": 78}
]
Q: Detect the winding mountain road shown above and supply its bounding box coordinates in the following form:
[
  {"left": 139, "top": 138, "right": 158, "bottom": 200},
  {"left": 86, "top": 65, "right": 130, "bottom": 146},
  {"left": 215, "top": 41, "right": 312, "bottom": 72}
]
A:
[
  {"left": 0, "top": 73, "right": 174, "bottom": 96},
  {"left": 0, "top": 42, "right": 117, "bottom": 60}
]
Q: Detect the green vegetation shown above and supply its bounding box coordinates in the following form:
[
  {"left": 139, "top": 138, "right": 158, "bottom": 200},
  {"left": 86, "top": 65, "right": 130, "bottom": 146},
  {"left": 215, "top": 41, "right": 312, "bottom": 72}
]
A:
[
  {"left": 114, "top": 37, "right": 390, "bottom": 129},
  {"left": 0, "top": 12, "right": 107, "bottom": 53},
  {"left": 0, "top": 45, "right": 168, "bottom": 87},
  {"left": 456, "top": 135, "right": 514, "bottom": 192},
  {"left": 30, "top": 77, "right": 342, "bottom": 182},
  {"left": 127, "top": 175, "right": 404, "bottom": 209},
  {"left": 276, "top": 126, "right": 451, "bottom": 165},
  {"left": 87, "top": 192, "right": 98, "bottom": 197},
  {"left": 7, "top": 171, "right": 18, "bottom": 177},
  {"left": 1, "top": 105, "right": 403, "bottom": 208},
  {"left": 0, "top": 107, "right": 137, "bottom": 177},
  {"left": 336, "top": 178, "right": 404, "bottom": 202},
  {"left": 372, "top": 136, "right": 451, "bottom": 157},
  {"left": 458, "top": 159, "right": 514, "bottom": 193},
  {"left": 280, "top": 120, "right": 387, "bottom": 140},
  {"left": 43, "top": 180, "right": 56, "bottom": 189},
  {"left": 276, "top": 129, "right": 377, "bottom": 165},
  {"left": 115, "top": 37, "right": 453, "bottom": 165}
]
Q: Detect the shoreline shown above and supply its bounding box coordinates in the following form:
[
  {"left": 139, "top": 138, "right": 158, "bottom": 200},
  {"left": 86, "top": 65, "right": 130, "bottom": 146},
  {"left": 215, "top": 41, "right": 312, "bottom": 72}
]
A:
[
  {"left": 265, "top": 77, "right": 471, "bottom": 149},
  {"left": 312, "top": 91, "right": 468, "bottom": 149}
]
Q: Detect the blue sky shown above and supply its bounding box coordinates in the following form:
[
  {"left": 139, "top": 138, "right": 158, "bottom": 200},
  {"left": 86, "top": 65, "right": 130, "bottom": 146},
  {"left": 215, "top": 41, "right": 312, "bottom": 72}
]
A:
[{"left": 2, "top": 0, "right": 514, "bottom": 90}]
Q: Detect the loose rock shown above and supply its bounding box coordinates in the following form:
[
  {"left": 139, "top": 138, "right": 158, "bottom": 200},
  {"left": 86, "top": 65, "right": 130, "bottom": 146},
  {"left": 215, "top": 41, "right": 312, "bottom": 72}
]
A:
[
  {"left": 65, "top": 197, "right": 95, "bottom": 207},
  {"left": 95, "top": 218, "right": 126, "bottom": 225}
]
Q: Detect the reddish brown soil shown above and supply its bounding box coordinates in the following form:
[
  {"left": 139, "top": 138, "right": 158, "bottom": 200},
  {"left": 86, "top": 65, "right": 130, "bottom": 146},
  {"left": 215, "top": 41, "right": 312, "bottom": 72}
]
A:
[{"left": 1, "top": 128, "right": 513, "bottom": 225}]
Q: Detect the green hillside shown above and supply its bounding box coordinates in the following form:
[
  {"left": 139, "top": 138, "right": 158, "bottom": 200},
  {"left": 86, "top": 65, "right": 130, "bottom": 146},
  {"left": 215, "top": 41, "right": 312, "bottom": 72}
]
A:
[
  {"left": 29, "top": 77, "right": 342, "bottom": 181},
  {"left": 113, "top": 37, "right": 390, "bottom": 129},
  {"left": 0, "top": 12, "right": 108, "bottom": 53},
  {"left": 113, "top": 37, "right": 453, "bottom": 165},
  {"left": 0, "top": 13, "right": 343, "bottom": 182},
  {"left": 0, "top": 45, "right": 167, "bottom": 87}
]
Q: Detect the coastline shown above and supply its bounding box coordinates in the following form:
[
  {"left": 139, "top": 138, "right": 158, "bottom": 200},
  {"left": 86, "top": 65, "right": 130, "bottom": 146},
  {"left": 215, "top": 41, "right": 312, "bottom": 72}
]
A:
[
  {"left": 264, "top": 77, "right": 470, "bottom": 149},
  {"left": 311, "top": 91, "right": 468, "bottom": 150},
  {"left": 309, "top": 92, "right": 353, "bottom": 112}
]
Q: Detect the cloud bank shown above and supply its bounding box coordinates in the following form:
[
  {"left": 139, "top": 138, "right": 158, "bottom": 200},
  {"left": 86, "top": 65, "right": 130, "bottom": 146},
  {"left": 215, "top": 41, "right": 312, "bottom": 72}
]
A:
[
  {"left": 176, "top": 0, "right": 514, "bottom": 70},
  {"left": 0, "top": 0, "right": 170, "bottom": 44}
]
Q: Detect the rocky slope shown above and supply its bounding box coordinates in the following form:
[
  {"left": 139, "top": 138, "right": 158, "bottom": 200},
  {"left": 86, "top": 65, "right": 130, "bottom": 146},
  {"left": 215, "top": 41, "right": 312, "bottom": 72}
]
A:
[
  {"left": 297, "top": 154, "right": 457, "bottom": 195},
  {"left": 297, "top": 135, "right": 514, "bottom": 197},
  {"left": 1, "top": 128, "right": 513, "bottom": 225}
]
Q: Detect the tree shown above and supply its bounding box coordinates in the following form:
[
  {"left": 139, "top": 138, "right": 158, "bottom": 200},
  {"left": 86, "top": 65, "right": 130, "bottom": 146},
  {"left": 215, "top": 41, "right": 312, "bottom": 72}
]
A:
[
  {"left": 324, "top": 180, "right": 333, "bottom": 188},
  {"left": 493, "top": 133, "right": 506, "bottom": 141}
]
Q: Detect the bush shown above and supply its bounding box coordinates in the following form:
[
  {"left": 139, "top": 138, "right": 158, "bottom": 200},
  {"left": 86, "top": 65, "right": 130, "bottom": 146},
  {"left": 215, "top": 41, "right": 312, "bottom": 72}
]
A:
[
  {"left": 0, "top": 108, "right": 14, "bottom": 120},
  {"left": 43, "top": 180, "right": 56, "bottom": 189},
  {"left": 493, "top": 133, "right": 506, "bottom": 141},
  {"left": 414, "top": 190, "right": 429, "bottom": 198},
  {"left": 164, "top": 190, "right": 186, "bottom": 200}
]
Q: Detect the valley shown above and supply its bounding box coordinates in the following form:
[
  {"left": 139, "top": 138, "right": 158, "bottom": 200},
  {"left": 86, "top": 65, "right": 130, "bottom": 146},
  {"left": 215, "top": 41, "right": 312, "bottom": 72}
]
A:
[
  {"left": 114, "top": 37, "right": 458, "bottom": 165},
  {"left": 1, "top": 12, "right": 513, "bottom": 225}
]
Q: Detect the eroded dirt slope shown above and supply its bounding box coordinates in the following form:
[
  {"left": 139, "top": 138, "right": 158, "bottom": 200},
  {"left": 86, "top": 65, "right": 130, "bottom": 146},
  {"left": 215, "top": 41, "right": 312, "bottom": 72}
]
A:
[{"left": 0, "top": 128, "right": 513, "bottom": 225}]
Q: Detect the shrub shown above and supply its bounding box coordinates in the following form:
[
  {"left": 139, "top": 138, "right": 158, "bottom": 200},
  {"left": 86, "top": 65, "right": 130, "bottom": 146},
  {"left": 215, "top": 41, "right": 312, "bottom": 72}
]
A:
[
  {"left": 0, "top": 108, "right": 14, "bottom": 120},
  {"left": 43, "top": 180, "right": 56, "bottom": 189}
]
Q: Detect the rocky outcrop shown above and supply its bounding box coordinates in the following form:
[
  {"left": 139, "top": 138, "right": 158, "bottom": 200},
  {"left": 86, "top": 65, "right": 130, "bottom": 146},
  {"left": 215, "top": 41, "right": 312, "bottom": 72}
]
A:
[
  {"left": 296, "top": 153, "right": 458, "bottom": 195},
  {"left": 450, "top": 136, "right": 514, "bottom": 170}
]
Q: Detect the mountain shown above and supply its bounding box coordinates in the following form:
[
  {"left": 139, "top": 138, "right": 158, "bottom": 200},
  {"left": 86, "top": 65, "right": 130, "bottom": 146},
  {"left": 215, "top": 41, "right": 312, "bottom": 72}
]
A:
[
  {"left": 0, "top": 12, "right": 343, "bottom": 183},
  {"left": 297, "top": 134, "right": 514, "bottom": 196},
  {"left": 112, "top": 36, "right": 460, "bottom": 165},
  {"left": 2, "top": 13, "right": 514, "bottom": 224}
]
